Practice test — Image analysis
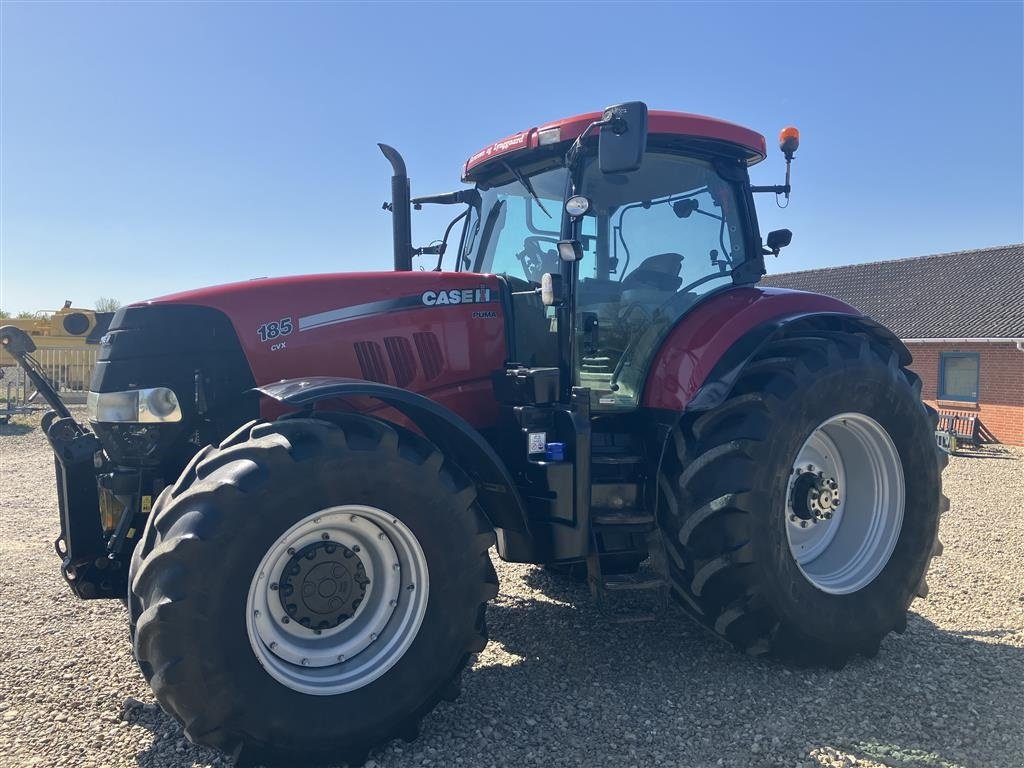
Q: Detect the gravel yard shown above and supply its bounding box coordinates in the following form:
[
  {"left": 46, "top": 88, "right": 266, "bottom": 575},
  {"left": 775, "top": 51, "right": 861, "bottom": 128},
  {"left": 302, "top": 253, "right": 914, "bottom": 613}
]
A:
[{"left": 1, "top": 412, "right": 1022, "bottom": 768}]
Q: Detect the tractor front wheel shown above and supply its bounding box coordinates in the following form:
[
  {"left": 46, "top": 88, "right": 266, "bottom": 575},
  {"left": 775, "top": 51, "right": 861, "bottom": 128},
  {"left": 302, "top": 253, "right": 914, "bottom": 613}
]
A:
[
  {"left": 129, "top": 414, "right": 497, "bottom": 765},
  {"left": 659, "top": 331, "right": 946, "bottom": 667}
]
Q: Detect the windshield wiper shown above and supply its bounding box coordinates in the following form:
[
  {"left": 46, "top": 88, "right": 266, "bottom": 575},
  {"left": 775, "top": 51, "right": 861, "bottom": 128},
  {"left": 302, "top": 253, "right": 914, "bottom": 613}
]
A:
[{"left": 502, "top": 161, "right": 551, "bottom": 218}]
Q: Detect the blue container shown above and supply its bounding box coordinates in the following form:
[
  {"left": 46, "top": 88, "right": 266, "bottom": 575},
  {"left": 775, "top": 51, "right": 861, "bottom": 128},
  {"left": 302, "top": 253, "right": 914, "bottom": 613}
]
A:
[{"left": 545, "top": 442, "right": 565, "bottom": 461}]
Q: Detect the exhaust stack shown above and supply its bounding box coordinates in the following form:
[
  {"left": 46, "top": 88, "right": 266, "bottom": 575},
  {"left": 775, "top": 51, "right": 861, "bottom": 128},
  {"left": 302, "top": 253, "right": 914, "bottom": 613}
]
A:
[{"left": 378, "top": 144, "right": 413, "bottom": 272}]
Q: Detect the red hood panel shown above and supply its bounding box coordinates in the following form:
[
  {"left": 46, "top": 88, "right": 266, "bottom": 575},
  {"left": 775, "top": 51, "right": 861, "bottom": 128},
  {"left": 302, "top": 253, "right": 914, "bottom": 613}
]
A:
[{"left": 145, "top": 272, "right": 508, "bottom": 428}]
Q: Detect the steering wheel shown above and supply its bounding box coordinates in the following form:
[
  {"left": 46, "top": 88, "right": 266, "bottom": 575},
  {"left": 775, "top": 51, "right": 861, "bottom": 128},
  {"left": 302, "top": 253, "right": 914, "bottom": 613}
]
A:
[{"left": 515, "top": 236, "right": 560, "bottom": 283}]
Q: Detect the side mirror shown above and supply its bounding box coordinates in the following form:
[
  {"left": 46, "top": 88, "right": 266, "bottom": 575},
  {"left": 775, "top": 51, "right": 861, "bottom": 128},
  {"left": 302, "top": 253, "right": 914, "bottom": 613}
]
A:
[
  {"left": 598, "top": 101, "right": 648, "bottom": 174},
  {"left": 556, "top": 239, "right": 585, "bottom": 262},
  {"left": 765, "top": 229, "right": 793, "bottom": 256}
]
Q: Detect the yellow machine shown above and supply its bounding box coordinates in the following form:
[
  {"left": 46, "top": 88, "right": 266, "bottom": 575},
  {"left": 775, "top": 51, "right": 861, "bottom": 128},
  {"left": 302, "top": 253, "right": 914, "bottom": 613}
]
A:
[
  {"left": 1, "top": 302, "right": 114, "bottom": 403},
  {"left": 0, "top": 301, "right": 113, "bottom": 366}
]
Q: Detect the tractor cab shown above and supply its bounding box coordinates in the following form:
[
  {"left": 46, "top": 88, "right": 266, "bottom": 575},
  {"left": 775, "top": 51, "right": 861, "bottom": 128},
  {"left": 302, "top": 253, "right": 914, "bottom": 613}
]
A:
[{"left": 406, "top": 103, "right": 791, "bottom": 412}]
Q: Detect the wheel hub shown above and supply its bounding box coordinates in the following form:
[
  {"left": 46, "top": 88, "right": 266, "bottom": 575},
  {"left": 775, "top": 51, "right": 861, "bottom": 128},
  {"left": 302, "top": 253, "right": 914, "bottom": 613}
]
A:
[
  {"left": 789, "top": 467, "right": 840, "bottom": 523},
  {"left": 278, "top": 541, "right": 369, "bottom": 631}
]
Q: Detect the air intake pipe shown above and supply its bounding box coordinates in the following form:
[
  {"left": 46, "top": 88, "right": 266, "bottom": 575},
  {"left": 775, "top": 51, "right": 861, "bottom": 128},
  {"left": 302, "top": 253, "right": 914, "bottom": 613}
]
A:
[{"left": 378, "top": 144, "right": 413, "bottom": 272}]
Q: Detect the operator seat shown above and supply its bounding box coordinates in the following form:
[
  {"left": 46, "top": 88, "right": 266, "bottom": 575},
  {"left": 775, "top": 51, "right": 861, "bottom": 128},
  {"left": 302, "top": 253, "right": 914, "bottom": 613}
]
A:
[{"left": 621, "top": 252, "right": 684, "bottom": 291}]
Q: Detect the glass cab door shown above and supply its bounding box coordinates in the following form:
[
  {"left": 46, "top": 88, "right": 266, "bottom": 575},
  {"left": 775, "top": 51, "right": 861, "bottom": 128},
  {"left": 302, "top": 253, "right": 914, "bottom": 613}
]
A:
[{"left": 574, "top": 152, "right": 751, "bottom": 410}]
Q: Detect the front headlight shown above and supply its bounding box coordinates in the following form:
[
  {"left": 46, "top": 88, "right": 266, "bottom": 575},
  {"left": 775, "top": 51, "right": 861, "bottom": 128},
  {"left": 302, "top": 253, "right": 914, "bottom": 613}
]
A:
[{"left": 88, "top": 387, "right": 183, "bottom": 423}]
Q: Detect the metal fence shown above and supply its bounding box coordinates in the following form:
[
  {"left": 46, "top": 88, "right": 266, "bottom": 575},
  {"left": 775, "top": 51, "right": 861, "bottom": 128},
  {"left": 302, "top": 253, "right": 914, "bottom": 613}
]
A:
[{"left": 1, "top": 346, "right": 99, "bottom": 405}]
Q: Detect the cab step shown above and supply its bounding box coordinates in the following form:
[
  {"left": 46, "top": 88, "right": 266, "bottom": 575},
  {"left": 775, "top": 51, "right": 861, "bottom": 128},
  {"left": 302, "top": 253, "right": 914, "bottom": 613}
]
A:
[
  {"left": 591, "top": 454, "right": 644, "bottom": 465},
  {"left": 592, "top": 509, "right": 656, "bottom": 530},
  {"left": 586, "top": 527, "right": 668, "bottom": 624},
  {"left": 602, "top": 574, "right": 665, "bottom": 592}
]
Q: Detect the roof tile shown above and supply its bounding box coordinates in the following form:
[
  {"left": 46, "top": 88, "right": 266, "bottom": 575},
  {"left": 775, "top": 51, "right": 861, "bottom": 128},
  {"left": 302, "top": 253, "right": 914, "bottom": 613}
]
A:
[{"left": 761, "top": 244, "right": 1024, "bottom": 339}]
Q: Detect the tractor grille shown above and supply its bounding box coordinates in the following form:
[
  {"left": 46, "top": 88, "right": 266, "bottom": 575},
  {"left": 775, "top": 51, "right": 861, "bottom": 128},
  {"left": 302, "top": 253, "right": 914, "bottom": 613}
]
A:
[
  {"left": 353, "top": 341, "right": 389, "bottom": 384},
  {"left": 413, "top": 332, "right": 444, "bottom": 380},
  {"left": 384, "top": 336, "right": 417, "bottom": 387}
]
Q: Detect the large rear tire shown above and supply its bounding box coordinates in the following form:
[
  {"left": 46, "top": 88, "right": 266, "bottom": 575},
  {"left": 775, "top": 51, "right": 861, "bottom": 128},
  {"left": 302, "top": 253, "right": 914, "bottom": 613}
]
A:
[
  {"left": 129, "top": 414, "right": 497, "bottom": 766},
  {"left": 658, "top": 331, "right": 946, "bottom": 667}
]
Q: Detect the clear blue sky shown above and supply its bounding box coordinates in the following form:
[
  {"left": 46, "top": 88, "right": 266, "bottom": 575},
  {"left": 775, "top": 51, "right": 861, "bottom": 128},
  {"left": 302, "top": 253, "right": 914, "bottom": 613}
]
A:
[{"left": 2, "top": 1, "right": 1022, "bottom": 314}]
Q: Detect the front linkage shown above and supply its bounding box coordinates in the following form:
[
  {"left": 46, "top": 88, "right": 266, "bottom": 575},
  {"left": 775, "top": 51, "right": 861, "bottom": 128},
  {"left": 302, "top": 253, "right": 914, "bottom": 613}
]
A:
[{"left": 2, "top": 325, "right": 138, "bottom": 598}]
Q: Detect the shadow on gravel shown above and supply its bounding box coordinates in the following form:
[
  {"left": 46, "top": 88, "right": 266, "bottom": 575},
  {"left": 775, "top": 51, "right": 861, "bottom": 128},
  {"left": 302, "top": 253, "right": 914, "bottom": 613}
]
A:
[
  {"left": 950, "top": 445, "right": 1018, "bottom": 461},
  {"left": 121, "top": 566, "right": 1022, "bottom": 768},
  {"left": 480, "top": 571, "right": 1023, "bottom": 768},
  {"left": 0, "top": 419, "right": 35, "bottom": 436}
]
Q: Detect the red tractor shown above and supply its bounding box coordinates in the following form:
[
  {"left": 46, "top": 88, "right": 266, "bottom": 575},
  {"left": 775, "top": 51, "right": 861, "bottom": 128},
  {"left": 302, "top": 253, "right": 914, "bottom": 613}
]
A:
[{"left": 1, "top": 102, "right": 945, "bottom": 766}]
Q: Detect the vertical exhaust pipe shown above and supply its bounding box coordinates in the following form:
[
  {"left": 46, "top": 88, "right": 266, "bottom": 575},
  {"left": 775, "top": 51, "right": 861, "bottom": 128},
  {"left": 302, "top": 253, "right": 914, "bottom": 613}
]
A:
[{"left": 378, "top": 144, "right": 413, "bottom": 272}]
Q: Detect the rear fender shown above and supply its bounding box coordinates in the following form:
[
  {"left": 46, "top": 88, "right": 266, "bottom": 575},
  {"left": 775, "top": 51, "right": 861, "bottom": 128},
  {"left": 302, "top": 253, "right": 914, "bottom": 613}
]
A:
[
  {"left": 684, "top": 311, "right": 910, "bottom": 413},
  {"left": 256, "top": 377, "right": 529, "bottom": 535},
  {"left": 642, "top": 287, "right": 888, "bottom": 412}
]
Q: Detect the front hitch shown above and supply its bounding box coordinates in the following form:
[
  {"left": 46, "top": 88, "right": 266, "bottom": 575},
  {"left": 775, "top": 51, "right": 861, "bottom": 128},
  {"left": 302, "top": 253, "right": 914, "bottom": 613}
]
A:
[
  {"left": 43, "top": 411, "right": 128, "bottom": 599},
  {"left": 2, "top": 325, "right": 132, "bottom": 598}
]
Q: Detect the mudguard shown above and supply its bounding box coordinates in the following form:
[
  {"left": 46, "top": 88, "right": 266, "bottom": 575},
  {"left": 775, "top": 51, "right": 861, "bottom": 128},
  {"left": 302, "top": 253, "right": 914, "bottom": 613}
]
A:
[
  {"left": 685, "top": 311, "right": 909, "bottom": 413},
  {"left": 642, "top": 286, "right": 907, "bottom": 412},
  {"left": 255, "top": 377, "right": 529, "bottom": 535}
]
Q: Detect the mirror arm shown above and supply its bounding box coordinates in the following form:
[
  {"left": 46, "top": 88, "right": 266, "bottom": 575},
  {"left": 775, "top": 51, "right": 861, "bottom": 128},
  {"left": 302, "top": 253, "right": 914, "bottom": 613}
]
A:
[{"left": 411, "top": 189, "right": 481, "bottom": 209}]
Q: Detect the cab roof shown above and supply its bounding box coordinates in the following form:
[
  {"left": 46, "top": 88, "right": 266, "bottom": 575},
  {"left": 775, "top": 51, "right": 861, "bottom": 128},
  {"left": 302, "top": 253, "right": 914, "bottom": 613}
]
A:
[{"left": 462, "top": 109, "right": 767, "bottom": 182}]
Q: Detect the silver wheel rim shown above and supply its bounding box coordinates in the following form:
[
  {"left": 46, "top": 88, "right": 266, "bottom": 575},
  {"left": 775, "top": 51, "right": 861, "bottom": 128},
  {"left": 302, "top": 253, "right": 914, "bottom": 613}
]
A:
[
  {"left": 785, "top": 412, "right": 905, "bottom": 595},
  {"left": 246, "top": 505, "right": 429, "bottom": 695}
]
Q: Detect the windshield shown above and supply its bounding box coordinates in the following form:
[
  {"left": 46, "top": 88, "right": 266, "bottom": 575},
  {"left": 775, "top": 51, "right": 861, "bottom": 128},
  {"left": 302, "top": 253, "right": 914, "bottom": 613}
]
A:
[{"left": 461, "top": 164, "right": 569, "bottom": 281}]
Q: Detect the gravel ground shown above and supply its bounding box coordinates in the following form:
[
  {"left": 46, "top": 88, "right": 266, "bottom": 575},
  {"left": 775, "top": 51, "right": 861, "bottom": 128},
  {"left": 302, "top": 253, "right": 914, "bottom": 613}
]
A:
[{"left": 1, "top": 411, "right": 1022, "bottom": 768}]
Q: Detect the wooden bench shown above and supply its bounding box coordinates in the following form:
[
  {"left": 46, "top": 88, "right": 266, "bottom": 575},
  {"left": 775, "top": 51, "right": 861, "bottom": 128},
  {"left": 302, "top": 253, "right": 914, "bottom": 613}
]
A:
[{"left": 936, "top": 409, "right": 982, "bottom": 452}]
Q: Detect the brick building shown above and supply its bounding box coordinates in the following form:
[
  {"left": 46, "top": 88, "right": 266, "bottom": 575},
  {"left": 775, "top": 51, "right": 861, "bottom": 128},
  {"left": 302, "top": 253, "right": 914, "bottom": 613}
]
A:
[{"left": 762, "top": 244, "right": 1024, "bottom": 445}]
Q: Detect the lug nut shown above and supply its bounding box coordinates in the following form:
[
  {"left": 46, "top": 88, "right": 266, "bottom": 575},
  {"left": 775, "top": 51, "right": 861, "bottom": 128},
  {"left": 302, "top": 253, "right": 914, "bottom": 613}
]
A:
[
  {"left": 270, "top": 583, "right": 278, "bottom": 591},
  {"left": 321, "top": 532, "right": 330, "bottom": 540},
  {"left": 352, "top": 545, "right": 360, "bottom": 553},
  {"left": 287, "top": 548, "right": 296, "bottom": 556},
  {"left": 281, "top": 616, "right": 290, "bottom": 624}
]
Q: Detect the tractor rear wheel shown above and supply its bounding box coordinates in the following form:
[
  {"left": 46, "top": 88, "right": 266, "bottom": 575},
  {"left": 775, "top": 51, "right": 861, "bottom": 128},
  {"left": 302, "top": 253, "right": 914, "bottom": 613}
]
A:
[
  {"left": 658, "top": 331, "right": 946, "bottom": 667},
  {"left": 129, "top": 414, "right": 497, "bottom": 766}
]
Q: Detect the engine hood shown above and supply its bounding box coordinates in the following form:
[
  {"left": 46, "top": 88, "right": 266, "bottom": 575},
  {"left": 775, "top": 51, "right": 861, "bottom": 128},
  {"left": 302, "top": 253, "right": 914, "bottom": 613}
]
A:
[{"left": 139, "top": 271, "right": 509, "bottom": 428}]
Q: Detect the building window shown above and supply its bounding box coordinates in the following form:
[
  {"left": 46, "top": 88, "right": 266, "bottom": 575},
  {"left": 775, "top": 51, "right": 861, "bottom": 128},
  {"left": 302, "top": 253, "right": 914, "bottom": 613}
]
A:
[{"left": 938, "top": 352, "right": 979, "bottom": 402}]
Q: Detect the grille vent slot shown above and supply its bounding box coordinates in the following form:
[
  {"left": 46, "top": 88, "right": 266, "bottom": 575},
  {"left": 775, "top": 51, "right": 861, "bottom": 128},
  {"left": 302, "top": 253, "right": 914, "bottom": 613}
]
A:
[
  {"left": 413, "top": 332, "right": 444, "bottom": 380},
  {"left": 384, "top": 336, "right": 417, "bottom": 387},
  {"left": 353, "top": 341, "right": 389, "bottom": 384}
]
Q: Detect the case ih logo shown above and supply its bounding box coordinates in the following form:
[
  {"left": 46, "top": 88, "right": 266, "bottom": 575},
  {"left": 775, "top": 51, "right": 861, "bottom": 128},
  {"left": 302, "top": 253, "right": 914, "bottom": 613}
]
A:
[{"left": 421, "top": 286, "right": 494, "bottom": 306}]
